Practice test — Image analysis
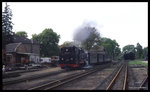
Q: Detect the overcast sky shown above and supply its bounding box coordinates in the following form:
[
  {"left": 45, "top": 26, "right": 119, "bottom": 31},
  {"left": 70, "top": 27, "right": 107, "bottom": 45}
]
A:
[{"left": 2, "top": 2, "right": 148, "bottom": 50}]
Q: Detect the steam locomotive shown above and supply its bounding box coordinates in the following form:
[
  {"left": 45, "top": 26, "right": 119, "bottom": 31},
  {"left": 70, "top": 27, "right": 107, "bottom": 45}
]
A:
[
  {"left": 58, "top": 46, "right": 112, "bottom": 69},
  {"left": 123, "top": 51, "right": 135, "bottom": 60},
  {"left": 59, "top": 46, "right": 87, "bottom": 69}
]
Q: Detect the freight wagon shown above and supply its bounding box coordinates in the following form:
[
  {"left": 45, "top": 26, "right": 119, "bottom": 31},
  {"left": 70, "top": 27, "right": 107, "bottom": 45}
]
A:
[{"left": 88, "top": 50, "right": 112, "bottom": 65}]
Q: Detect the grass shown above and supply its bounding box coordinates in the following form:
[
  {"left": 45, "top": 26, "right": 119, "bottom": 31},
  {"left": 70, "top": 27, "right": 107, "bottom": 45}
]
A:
[{"left": 128, "top": 59, "right": 148, "bottom": 66}]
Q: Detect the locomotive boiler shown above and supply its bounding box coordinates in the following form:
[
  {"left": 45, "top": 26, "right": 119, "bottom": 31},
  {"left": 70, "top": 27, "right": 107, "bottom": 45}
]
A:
[{"left": 59, "top": 46, "right": 87, "bottom": 69}]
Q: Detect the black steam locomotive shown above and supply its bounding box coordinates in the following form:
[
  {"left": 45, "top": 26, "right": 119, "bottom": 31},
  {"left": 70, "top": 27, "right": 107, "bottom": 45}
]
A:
[
  {"left": 59, "top": 46, "right": 112, "bottom": 69},
  {"left": 59, "top": 46, "right": 87, "bottom": 69},
  {"left": 123, "top": 51, "right": 135, "bottom": 60}
]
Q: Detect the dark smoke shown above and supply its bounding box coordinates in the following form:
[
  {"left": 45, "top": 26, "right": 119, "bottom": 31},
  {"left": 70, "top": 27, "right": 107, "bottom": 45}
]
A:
[{"left": 73, "top": 21, "right": 99, "bottom": 46}]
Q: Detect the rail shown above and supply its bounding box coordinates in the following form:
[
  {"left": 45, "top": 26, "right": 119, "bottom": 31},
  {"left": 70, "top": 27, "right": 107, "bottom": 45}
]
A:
[
  {"left": 106, "top": 62, "right": 128, "bottom": 90},
  {"left": 3, "top": 70, "right": 66, "bottom": 86},
  {"left": 123, "top": 64, "right": 128, "bottom": 90},
  {"left": 28, "top": 67, "right": 104, "bottom": 90},
  {"left": 138, "top": 75, "right": 148, "bottom": 90}
]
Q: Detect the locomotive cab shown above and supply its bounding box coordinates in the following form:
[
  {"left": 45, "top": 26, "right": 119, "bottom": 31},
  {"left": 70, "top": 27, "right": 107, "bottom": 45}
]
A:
[{"left": 59, "top": 46, "right": 86, "bottom": 69}]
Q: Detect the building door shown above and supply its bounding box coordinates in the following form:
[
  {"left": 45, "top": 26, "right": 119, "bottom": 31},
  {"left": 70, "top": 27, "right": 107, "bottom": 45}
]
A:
[{"left": 6, "top": 54, "right": 13, "bottom": 65}]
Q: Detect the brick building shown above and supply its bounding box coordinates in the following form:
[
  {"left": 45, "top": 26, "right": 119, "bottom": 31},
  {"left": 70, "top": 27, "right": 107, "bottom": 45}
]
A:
[{"left": 5, "top": 34, "right": 40, "bottom": 67}]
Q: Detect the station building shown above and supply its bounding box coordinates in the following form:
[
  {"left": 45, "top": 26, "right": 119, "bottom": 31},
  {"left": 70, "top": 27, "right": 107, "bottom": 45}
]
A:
[{"left": 4, "top": 34, "right": 40, "bottom": 68}]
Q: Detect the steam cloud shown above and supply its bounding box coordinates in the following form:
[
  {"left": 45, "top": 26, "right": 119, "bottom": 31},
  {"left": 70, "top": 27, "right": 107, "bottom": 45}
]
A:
[{"left": 73, "top": 21, "right": 99, "bottom": 47}]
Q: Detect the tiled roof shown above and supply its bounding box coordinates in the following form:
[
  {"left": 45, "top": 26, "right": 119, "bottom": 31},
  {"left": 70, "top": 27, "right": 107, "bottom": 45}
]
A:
[
  {"left": 6, "top": 43, "right": 21, "bottom": 52},
  {"left": 13, "top": 35, "right": 39, "bottom": 44}
]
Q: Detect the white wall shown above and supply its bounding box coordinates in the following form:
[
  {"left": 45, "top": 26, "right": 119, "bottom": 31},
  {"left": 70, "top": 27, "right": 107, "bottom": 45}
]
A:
[{"left": 30, "top": 55, "right": 40, "bottom": 63}]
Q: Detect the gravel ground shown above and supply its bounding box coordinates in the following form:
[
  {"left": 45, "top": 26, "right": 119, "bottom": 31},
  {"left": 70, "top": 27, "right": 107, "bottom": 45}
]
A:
[
  {"left": 3, "top": 69, "right": 40, "bottom": 79},
  {"left": 127, "top": 66, "right": 137, "bottom": 90},
  {"left": 4, "top": 61, "right": 147, "bottom": 90},
  {"left": 127, "top": 64, "right": 148, "bottom": 90},
  {"left": 3, "top": 67, "right": 62, "bottom": 82},
  {"left": 131, "top": 67, "right": 148, "bottom": 90},
  {"left": 51, "top": 62, "right": 121, "bottom": 90},
  {"left": 3, "top": 69, "right": 84, "bottom": 90}
]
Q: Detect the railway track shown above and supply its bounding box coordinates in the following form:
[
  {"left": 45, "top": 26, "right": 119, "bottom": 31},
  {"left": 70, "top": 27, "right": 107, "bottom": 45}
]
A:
[
  {"left": 3, "top": 69, "right": 39, "bottom": 79},
  {"left": 28, "top": 66, "right": 108, "bottom": 90},
  {"left": 3, "top": 69, "right": 66, "bottom": 86},
  {"left": 106, "top": 62, "right": 128, "bottom": 90},
  {"left": 138, "top": 75, "right": 148, "bottom": 90}
]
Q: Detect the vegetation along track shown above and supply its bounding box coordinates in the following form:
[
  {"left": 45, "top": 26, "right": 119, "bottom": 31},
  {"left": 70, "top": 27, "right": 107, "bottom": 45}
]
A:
[
  {"left": 106, "top": 62, "right": 128, "bottom": 90},
  {"left": 28, "top": 65, "right": 109, "bottom": 90}
]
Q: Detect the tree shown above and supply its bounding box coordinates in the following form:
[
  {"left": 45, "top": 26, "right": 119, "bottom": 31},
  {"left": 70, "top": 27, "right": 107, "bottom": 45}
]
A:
[
  {"left": 59, "top": 41, "right": 74, "bottom": 48},
  {"left": 2, "top": 3, "right": 14, "bottom": 49},
  {"left": 16, "top": 31, "right": 28, "bottom": 37},
  {"left": 135, "top": 43, "right": 143, "bottom": 59},
  {"left": 100, "top": 37, "right": 121, "bottom": 60},
  {"left": 114, "top": 46, "right": 121, "bottom": 59},
  {"left": 122, "top": 45, "right": 135, "bottom": 53},
  {"left": 32, "top": 28, "right": 60, "bottom": 57},
  {"left": 74, "top": 25, "right": 101, "bottom": 51},
  {"left": 83, "top": 27, "right": 101, "bottom": 51},
  {"left": 143, "top": 47, "right": 148, "bottom": 60}
]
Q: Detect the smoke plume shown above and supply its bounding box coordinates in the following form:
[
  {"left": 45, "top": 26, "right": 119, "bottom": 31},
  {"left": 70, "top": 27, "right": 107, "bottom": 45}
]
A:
[{"left": 73, "top": 21, "right": 99, "bottom": 47}]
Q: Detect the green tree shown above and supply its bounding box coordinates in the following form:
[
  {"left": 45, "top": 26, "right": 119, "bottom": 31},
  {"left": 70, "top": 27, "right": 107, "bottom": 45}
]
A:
[
  {"left": 16, "top": 31, "right": 28, "bottom": 37},
  {"left": 2, "top": 3, "right": 14, "bottom": 49},
  {"left": 32, "top": 28, "right": 60, "bottom": 57},
  {"left": 60, "top": 41, "right": 74, "bottom": 48},
  {"left": 122, "top": 45, "right": 135, "bottom": 53},
  {"left": 100, "top": 37, "right": 121, "bottom": 60},
  {"left": 114, "top": 46, "right": 121, "bottom": 59},
  {"left": 74, "top": 26, "right": 101, "bottom": 51},
  {"left": 142, "top": 47, "right": 148, "bottom": 60},
  {"left": 135, "top": 43, "right": 143, "bottom": 59},
  {"left": 83, "top": 28, "right": 101, "bottom": 51}
]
